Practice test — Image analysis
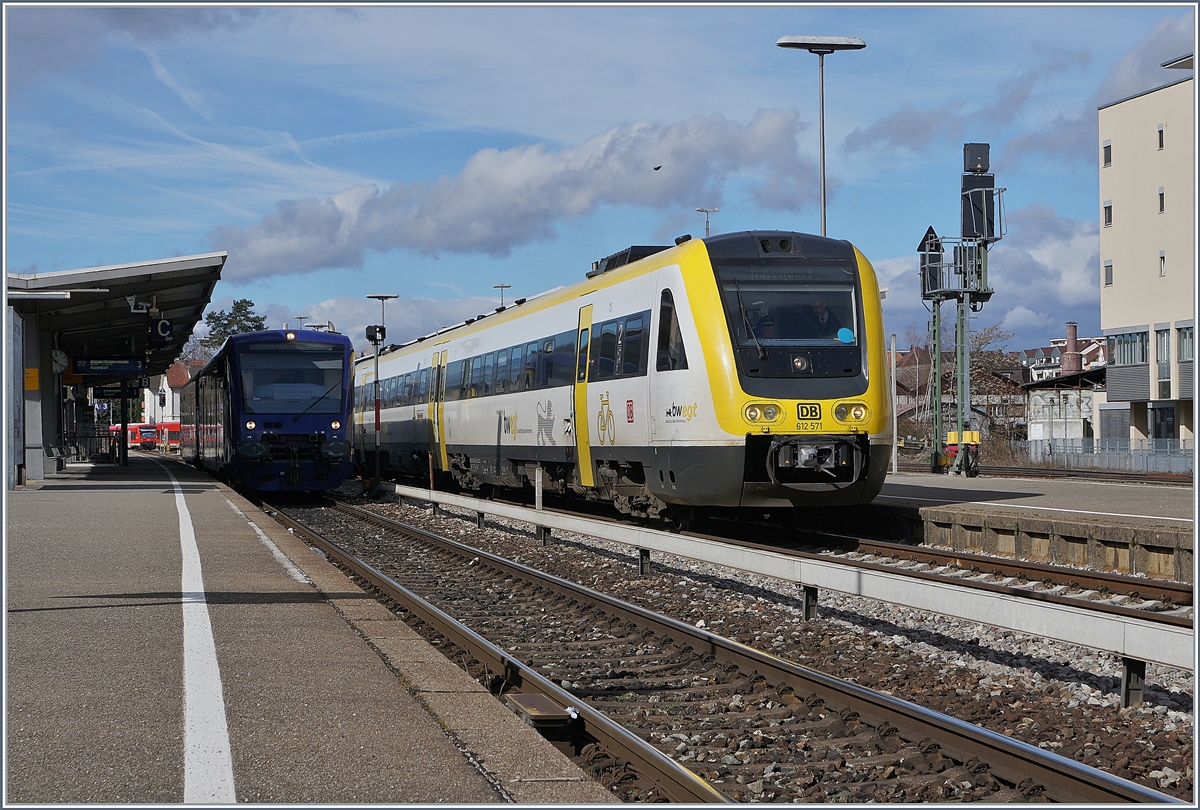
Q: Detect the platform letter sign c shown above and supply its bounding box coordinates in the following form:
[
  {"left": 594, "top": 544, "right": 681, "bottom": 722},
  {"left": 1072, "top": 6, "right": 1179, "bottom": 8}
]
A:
[{"left": 149, "top": 318, "right": 173, "bottom": 346}]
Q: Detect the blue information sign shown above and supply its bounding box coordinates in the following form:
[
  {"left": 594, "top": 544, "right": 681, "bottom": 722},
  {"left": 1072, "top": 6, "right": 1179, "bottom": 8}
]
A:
[{"left": 72, "top": 357, "right": 147, "bottom": 375}]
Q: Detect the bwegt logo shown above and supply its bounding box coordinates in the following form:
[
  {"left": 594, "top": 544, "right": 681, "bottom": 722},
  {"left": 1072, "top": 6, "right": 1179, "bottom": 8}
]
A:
[{"left": 665, "top": 403, "right": 699, "bottom": 421}]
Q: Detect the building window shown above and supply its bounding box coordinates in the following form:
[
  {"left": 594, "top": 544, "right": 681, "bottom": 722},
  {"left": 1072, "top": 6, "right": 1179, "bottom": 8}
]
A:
[
  {"left": 1107, "top": 331, "right": 1148, "bottom": 366},
  {"left": 1179, "top": 327, "right": 1194, "bottom": 363},
  {"left": 1103, "top": 202, "right": 1112, "bottom": 227},
  {"left": 1104, "top": 260, "right": 1113, "bottom": 286},
  {"left": 1157, "top": 329, "right": 1171, "bottom": 399},
  {"left": 1159, "top": 187, "right": 1165, "bottom": 213},
  {"left": 1158, "top": 125, "right": 1164, "bottom": 150},
  {"left": 1102, "top": 142, "right": 1111, "bottom": 166}
]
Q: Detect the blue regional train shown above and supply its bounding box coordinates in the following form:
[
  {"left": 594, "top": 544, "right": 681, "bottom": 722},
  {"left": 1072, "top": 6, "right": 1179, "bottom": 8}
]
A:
[{"left": 180, "top": 329, "right": 354, "bottom": 491}]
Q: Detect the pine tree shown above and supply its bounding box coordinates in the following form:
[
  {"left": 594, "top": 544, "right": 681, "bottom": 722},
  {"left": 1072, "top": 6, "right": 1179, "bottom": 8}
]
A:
[{"left": 200, "top": 299, "right": 268, "bottom": 349}]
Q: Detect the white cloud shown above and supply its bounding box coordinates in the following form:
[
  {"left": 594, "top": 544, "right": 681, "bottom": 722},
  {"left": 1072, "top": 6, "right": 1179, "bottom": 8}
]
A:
[
  {"left": 205, "top": 293, "right": 498, "bottom": 354},
  {"left": 209, "top": 110, "right": 819, "bottom": 281},
  {"left": 1001, "top": 305, "right": 1053, "bottom": 331},
  {"left": 1097, "top": 13, "right": 1194, "bottom": 106}
]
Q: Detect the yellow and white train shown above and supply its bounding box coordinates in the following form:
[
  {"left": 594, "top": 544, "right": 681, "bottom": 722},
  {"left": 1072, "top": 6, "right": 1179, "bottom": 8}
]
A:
[{"left": 352, "top": 230, "right": 891, "bottom": 519}]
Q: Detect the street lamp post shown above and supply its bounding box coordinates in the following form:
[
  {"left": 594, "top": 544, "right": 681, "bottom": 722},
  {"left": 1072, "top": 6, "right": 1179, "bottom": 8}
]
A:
[
  {"left": 696, "top": 207, "right": 719, "bottom": 238},
  {"left": 366, "top": 293, "right": 398, "bottom": 495},
  {"left": 776, "top": 35, "right": 865, "bottom": 237},
  {"left": 493, "top": 283, "right": 511, "bottom": 308}
]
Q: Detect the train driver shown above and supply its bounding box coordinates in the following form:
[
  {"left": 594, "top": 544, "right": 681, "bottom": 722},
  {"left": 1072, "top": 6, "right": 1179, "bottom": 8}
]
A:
[{"left": 808, "top": 299, "right": 842, "bottom": 338}]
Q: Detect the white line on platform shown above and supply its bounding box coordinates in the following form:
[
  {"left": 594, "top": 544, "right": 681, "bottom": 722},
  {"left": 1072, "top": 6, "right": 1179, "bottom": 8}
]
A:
[
  {"left": 159, "top": 463, "right": 237, "bottom": 803},
  {"left": 875, "top": 495, "right": 1193, "bottom": 523},
  {"left": 224, "top": 497, "right": 309, "bottom": 583}
]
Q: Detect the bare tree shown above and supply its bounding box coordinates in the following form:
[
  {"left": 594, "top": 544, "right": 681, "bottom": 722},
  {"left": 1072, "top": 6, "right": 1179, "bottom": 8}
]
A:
[{"left": 179, "top": 333, "right": 214, "bottom": 365}]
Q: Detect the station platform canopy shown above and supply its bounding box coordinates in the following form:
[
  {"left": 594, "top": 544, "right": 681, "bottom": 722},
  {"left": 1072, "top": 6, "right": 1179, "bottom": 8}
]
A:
[{"left": 7, "top": 252, "right": 226, "bottom": 384}]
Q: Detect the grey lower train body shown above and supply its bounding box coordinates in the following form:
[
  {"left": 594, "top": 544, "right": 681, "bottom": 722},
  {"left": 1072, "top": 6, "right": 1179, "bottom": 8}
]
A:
[{"left": 367, "top": 434, "right": 888, "bottom": 513}]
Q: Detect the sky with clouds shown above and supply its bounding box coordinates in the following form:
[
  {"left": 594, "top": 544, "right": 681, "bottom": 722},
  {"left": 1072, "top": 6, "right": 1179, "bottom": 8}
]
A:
[{"left": 4, "top": 4, "right": 1195, "bottom": 354}]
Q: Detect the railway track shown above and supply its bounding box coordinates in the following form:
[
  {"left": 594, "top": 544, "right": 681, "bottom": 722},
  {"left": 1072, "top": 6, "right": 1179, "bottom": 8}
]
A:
[
  {"left": 264, "top": 497, "right": 1179, "bottom": 804},
  {"left": 696, "top": 518, "right": 1194, "bottom": 626},
  {"left": 477, "top": 491, "right": 1194, "bottom": 625}
]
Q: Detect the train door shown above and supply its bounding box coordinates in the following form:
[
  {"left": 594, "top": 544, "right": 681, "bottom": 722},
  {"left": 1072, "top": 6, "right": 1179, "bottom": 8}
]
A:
[
  {"left": 434, "top": 350, "right": 449, "bottom": 472},
  {"left": 651, "top": 275, "right": 693, "bottom": 445},
  {"left": 573, "top": 305, "right": 595, "bottom": 487}
]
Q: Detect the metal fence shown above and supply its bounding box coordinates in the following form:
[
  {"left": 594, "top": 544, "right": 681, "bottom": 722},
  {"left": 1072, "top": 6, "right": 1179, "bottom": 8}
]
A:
[
  {"left": 1015, "top": 438, "right": 1194, "bottom": 474},
  {"left": 62, "top": 431, "right": 119, "bottom": 462}
]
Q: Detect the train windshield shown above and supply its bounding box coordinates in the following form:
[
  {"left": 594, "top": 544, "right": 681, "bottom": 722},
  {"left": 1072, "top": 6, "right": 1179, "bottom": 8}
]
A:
[
  {"left": 238, "top": 343, "right": 345, "bottom": 414},
  {"left": 719, "top": 281, "right": 858, "bottom": 350}
]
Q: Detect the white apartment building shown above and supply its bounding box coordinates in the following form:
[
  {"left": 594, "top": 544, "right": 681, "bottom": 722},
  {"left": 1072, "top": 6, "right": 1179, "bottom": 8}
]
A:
[{"left": 1096, "top": 55, "right": 1194, "bottom": 446}]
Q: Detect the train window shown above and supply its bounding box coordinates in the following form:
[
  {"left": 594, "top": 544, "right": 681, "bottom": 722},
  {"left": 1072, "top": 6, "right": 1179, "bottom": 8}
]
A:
[
  {"left": 467, "top": 356, "right": 483, "bottom": 398},
  {"left": 510, "top": 344, "right": 524, "bottom": 390},
  {"left": 536, "top": 339, "right": 553, "bottom": 388},
  {"left": 622, "top": 315, "right": 646, "bottom": 376},
  {"left": 576, "top": 328, "right": 590, "bottom": 382},
  {"left": 495, "top": 349, "right": 509, "bottom": 394},
  {"left": 524, "top": 342, "right": 538, "bottom": 390},
  {"left": 445, "top": 360, "right": 463, "bottom": 402},
  {"left": 418, "top": 368, "right": 431, "bottom": 404},
  {"left": 596, "top": 322, "right": 619, "bottom": 379},
  {"left": 552, "top": 331, "right": 576, "bottom": 387},
  {"left": 657, "top": 290, "right": 689, "bottom": 371},
  {"left": 483, "top": 353, "right": 495, "bottom": 396},
  {"left": 455, "top": 360, "right": 468, "bottom": 400},
  {"left": 405, "top": 373, "right": 416, "bottom": 406}
]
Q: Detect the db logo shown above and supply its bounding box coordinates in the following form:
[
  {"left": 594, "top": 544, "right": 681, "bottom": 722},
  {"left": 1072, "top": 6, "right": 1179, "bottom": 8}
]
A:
[
  {"left": 626, "top": 400, "right": 635, "bottom": 423},
  {"left": 797, "top": 403, "right": 822, "bottom": 420}
]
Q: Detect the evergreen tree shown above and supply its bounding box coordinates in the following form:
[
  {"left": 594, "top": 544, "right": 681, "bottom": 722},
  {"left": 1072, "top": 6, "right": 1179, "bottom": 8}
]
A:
[{"left": 200, "top": 299, "right": 267, "bottom": 349}]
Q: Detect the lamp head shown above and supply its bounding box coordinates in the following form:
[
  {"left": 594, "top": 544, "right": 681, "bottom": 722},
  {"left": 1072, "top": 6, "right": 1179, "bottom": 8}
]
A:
[{"left": 776, "top": 35, "right": 866, "bottom": 54}]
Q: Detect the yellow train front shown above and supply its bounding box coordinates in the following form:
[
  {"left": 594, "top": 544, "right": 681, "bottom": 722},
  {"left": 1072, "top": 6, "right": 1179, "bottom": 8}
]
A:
[{"left": 353, "top": 229, "right": 891, "bottom": 518}]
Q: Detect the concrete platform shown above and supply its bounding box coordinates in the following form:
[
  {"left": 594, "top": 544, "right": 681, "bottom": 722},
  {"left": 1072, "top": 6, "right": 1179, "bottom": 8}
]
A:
[
  {"left": 5, "top": 455, "right": 616, "bottom": 804},
  {"left": 816, "top": 471, "right": 1195, "bottom": 582}
]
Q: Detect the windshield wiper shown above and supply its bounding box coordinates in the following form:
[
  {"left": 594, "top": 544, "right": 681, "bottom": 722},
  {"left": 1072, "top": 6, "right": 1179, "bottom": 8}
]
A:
[
  {"left": 734, "top": 280, "right": 767, "bottom": 360},
  {"left": 291, "top": 378, "right": 345, "bottom": 422}
]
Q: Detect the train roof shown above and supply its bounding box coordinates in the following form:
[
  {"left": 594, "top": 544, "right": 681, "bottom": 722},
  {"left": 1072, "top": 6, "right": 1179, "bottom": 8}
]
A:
[
  {"left": 222, "top": 328, "right": 351, "bottom": 349},
  {"left": 361, "top": 229, "right": 858, "bottom": 366}
]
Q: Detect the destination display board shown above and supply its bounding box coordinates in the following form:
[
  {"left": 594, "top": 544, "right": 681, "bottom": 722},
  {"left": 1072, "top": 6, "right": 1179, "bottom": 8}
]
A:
[
  {"left": 91, "top": 376, "right": 150, "bottom": 398},
  {"left": 72, "top": 357, "right": 147, "bottom": 375}
]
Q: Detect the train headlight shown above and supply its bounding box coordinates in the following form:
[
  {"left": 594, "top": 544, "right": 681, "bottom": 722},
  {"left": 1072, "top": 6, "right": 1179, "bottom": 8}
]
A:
[
  {"left": 245, "top": 420, "right": 256, "bottom": 430},
  {"left": 833, "top": 403, "right": 870, "bottom": 423},
  {"left": 744, "top": 403, "right": 782, "bottom": 423},
  {"left": 330, "top": 420, "right": 341, "bottom": 430},
  {"left": 286, "top": 331, "right": 296, "bottom": 341},
  {"left": 792, "top": 355, "right": 810, "bottom": 372}
]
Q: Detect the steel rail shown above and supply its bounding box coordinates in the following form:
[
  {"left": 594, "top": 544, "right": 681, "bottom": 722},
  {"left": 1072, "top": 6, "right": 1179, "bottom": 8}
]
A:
[
  {"left": 831, "top": 535, "right": 1193, "bottom": 608},
  {"left": 691, "top": 525, "right": 1193, "bottom": 625},
  {"left": 262, "top": 501, "right": 732, "bottom": 804},
  {"left": 387, "top": 483, "right": 1194, "bottom": 670},
  {"left": 331, "top": 500, "right": 1182, "bottom": 805}
]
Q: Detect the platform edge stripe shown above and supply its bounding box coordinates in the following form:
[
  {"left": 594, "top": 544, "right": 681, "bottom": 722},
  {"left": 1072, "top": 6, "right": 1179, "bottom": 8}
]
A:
[{"left": 158, "top": 461, "right": 237, "bottom": 802}]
